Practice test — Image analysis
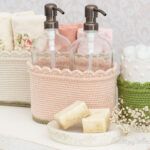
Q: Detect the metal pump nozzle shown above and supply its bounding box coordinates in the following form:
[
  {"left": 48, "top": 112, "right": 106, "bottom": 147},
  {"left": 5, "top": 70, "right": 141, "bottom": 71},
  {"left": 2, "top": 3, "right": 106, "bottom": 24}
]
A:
[
  {"left": 84, "top": 5, "right": 107, "bottom": 31},
  {"left": 44, "top": 3, "right": 65, "bottom": 29}
]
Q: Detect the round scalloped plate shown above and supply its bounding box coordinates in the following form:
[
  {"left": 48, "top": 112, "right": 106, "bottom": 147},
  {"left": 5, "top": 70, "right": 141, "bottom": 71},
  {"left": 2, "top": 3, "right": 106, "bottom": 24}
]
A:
[{"left": 47, "top": 120, "right": 122, "bottom": 147}]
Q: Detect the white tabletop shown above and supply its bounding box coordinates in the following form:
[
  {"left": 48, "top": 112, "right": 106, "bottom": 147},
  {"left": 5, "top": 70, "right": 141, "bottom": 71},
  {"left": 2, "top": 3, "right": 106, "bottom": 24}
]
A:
[{"left": 0, "top": 106, "right": 149, "bottom": 150}]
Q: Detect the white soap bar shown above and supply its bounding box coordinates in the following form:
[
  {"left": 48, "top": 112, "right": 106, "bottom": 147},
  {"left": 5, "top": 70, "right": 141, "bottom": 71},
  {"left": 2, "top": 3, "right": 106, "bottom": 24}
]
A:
[
  {"left": 82, "top": 109, "right": 110, "bottom": 133},
  {"left": 90, "top": 108, "right": 110, "bottom": 127},
  {"left": 90, "top": 108, "right": 110, "bottom": 115},
  {"left": 54, "top": 101, "right": 90, "bottom": 129}
]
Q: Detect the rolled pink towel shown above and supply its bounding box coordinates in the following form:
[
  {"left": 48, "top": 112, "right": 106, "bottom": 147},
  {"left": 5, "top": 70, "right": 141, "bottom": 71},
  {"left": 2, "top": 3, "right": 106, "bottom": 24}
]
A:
[
  {"left": 59, "top": 23, "right": 82, "bottom": 43},
  {"left": 77, "top": 28, "right": 112, "bottom": 44}
]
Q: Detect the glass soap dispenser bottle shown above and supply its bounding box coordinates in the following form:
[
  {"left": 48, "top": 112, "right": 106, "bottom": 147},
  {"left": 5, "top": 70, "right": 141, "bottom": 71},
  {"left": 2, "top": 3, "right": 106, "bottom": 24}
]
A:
[
  {"left": 71, "top": 5, "right": 113, "bottom": 71},
  {"left": 32, "top": 3, "right": 71, "bottom": 69}
]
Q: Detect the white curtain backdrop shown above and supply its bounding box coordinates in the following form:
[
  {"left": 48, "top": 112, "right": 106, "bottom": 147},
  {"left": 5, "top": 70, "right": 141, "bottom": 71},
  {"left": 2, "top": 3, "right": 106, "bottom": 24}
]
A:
[{"left": 0, "top": 0, "right": 149, "bottom": 52}]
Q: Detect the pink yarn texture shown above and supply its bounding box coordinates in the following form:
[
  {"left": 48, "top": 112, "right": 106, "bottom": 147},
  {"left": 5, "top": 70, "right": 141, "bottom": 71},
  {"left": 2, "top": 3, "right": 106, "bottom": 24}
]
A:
[
  {"left": 59, "top": 23, "right": 82, "bottom": 43},
  {"left": 28, "top": 61, "right": 117, "bottom": 123}
]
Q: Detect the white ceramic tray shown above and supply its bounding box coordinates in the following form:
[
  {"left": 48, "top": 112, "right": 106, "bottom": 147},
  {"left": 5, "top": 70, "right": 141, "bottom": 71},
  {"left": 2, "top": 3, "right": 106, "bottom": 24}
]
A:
[{"left": 47, "top": 120, "right": 122, "bottom": 147}]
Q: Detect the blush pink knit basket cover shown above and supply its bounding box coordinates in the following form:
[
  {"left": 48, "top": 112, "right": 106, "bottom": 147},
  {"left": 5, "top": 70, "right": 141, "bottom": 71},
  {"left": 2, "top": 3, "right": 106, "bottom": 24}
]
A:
[{"left": 28, "top": 62, "right": 117, "bottom": 123}]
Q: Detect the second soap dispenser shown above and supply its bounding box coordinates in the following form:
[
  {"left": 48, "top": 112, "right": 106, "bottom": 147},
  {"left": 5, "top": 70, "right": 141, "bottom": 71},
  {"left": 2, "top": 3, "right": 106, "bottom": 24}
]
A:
[
  {"left": 32, "top": 3, "right": 71, "bottom": 69},
  {"left": 71, "top": 5, "right": 113, "bottom": 71}
]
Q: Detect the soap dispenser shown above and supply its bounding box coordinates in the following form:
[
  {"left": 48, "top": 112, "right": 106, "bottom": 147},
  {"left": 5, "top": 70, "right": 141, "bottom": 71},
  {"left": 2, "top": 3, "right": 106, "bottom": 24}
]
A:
[
  {"left": 70, "top": 5, "right": 113, "bottom": 71},
  {"left": 32, "top": 3, "right": 71, "bottom": 69}
]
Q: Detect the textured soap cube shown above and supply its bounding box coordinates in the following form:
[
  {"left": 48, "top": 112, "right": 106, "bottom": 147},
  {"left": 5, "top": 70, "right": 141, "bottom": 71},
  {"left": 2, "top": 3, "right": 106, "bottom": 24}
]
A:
[
  {"left": 90, "top": 108, "right": 110, "bottom": 116},
  {"left": 82, "top": 109, "right": 110, "bottom": 133},
  {"left": 54, "top": 101, "right": 90, "bottom": 129}
]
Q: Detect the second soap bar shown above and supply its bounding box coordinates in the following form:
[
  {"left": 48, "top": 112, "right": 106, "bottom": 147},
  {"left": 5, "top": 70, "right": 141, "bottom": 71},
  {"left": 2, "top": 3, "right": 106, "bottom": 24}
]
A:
[
  {"left": 54, "top": 101, "right": 90, "bottom": 129},
  {"left": 82, "top": 109, "right": 110, "bottom": 133}
]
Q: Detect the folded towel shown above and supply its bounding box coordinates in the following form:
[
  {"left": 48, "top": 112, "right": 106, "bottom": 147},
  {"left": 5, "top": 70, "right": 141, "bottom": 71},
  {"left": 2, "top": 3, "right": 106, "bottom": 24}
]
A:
[
  {"left": 0, "top": 13, "right": 13, "bottom": 50},
  {"left": 13, "top": 11, "right": 35, "bottom": 16},
  {"left": 0, "top": 11, "right": 36, "bottom": 51},
  {"left": 12, "top": 15, "right": 45, "bottom": 50},
  {"left": 59, "top": 24, "right": 82, "bottom": 43}
]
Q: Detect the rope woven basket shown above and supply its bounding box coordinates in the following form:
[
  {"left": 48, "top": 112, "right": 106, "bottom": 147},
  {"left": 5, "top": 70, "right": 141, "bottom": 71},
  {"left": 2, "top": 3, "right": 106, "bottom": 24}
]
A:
[
  {"left": 118, "top": 75, "right": 150, "bottom": 108},
  {"left": 28, "top": 61, "right": 117, "bottom": 124},
  {"left": 0, "top": 50, "right": 31, "bottom": 107}
]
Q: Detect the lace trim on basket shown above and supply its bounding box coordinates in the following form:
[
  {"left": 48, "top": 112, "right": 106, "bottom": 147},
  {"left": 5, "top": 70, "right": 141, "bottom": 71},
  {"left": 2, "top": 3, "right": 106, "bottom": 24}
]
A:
[
  {"left": 0, "top": 50, "right": 31, "bottom": 58},
  {"left": 118, "top": 75, "right": 150, "bottom": 89},
  {"left": 27, "top": 62, "right": 117, "bottom": 78}
]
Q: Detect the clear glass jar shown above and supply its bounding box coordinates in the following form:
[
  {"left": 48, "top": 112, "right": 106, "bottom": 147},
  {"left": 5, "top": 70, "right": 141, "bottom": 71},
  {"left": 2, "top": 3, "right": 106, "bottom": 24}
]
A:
[
  {"left": 32, "top": 29, "right": 71, "bottom": 70},
  {"left": 70, "top": 31, "right": 113, "bottom": 72}
]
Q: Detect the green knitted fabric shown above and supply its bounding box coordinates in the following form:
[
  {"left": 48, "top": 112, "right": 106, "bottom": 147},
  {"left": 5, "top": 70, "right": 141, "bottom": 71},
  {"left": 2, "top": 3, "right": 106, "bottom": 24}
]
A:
[{"left": 117, "top": 76, "right": 150, "bottom": 108}]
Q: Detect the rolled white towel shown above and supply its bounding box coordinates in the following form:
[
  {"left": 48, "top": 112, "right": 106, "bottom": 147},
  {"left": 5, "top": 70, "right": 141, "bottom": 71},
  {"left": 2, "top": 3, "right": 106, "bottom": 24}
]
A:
[
  {"left": 123, "top": 46, "right": 135, "bottom": 60},
  {"left": 136, "top": 44, "right": 149, "bottom": 59}
]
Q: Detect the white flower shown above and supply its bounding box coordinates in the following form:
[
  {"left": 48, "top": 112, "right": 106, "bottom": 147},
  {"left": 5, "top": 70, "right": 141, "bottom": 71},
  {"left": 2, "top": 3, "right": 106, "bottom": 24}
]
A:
[
  {"left": 143, "top": 106, "right": 149, "bottom": 112},
  {"left": 112, "top": 98, "right": 150, "bottom": 132}
]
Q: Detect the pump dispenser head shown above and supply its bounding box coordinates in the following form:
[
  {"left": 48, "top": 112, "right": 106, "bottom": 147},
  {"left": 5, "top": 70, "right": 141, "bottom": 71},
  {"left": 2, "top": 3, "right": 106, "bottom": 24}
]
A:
[
  {"left": 44, "top": 3, "right": 65, "bottom": 29},
  {"left": 84, "top": 5, "right": 107, "bottom": 31}
]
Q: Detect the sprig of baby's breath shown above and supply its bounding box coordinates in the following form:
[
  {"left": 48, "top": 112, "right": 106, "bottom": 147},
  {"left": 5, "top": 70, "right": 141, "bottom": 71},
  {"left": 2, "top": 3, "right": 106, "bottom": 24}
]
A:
[{"left": 112, "top": 98, "right": 150, "bottom": 134}]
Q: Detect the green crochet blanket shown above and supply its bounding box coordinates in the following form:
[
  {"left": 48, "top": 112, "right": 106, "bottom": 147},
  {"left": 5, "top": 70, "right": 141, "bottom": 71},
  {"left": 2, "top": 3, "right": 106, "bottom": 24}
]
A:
[{"left": 117, "top": 76, "right": 150, "bottom": 108}]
